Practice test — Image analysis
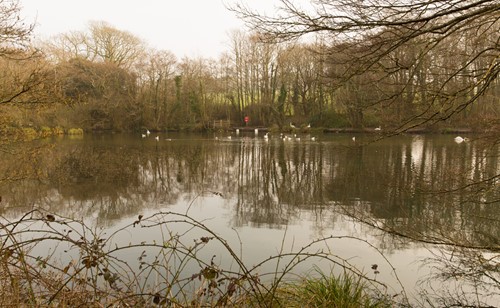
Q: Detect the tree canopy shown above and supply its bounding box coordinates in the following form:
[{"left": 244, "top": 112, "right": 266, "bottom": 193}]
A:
[
  {"left": 232, "top": 0, "right": 499, "bottom": 131},
  {"left": 0, "top": 0, "right": 498, "bottom": 133}
]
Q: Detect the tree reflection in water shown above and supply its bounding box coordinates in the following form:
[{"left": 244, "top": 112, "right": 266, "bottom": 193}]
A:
[{"left": 0, "top": 133, "right": 498, "bottom": 305}]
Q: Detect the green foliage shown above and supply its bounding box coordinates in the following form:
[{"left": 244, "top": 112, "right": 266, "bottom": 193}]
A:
[
  {"left": 311, "top": 109, "right": 350, "bottom": 128},
  {"left": 271, "top": 267, "right": 392, "bottom": 308},
  {"left": 21, "top": 127, "right": 38, "bottom": 140},
  {"left": 362, "top": 112, "right": 381, "bottom": 128},
  {"left": 1, "top": 125, "right": 68, "bottom": 142},
  {"left": 67, "top": 128, "right": 84, "bottom": 135},
  {"left": 52, "top": 126, "right": 64, "bottom": 135},
  {"left": 39, "top": 126, "right": 52, "bottom": 138}
]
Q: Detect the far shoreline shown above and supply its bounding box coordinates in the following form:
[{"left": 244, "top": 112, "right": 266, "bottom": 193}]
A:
[
  {"left": 230, "top": 126, "right": 477, "bottom": 134},
  {"left": 0, "top": 125, "right": 482, "bottom": 143}
]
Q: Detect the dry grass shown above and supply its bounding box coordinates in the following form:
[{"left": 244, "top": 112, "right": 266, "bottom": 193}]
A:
[{"left": 0, "top": 209, "right": 400, "bottom": 307}]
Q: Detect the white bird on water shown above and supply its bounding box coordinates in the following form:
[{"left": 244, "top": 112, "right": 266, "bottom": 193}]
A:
[
  {"left": 375, "top": 126, "right": 381, "bottom": 131},
  {"left": 141, "top": 134, "right": 146, "bottom": 138},
  {"left": 290, "top": 122, "right": 296, "bottom": 129},
  {"left": 352, "top": 136, "right": 356, "bottom": 142},
  {"left": 454, "top": 136, "right": 468, "bottom": 143},
  {"left": 155, "top": 136, "right": 159, "bottom": 141},
  {"left": 146, "top": 129, "right": 151, "bottom": 136}
]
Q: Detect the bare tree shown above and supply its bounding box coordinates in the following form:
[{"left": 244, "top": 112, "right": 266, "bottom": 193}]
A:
[
  {"left": 0, "top": 0, "right": 34, "bottom": 59},
  {"left": 87, "top": 21, "right": 145, "bottom": 70},
  {"left": 42, "top": 31, "right": 91, "bottom": 63},
  {"left": 231, "top": 0, "right": 499, "bottom": 131},
  {"left": 232, "top": 1, "right": 500, "bottom": 305},
  {"left": 0, "top": 0, "right": 40, "bottom": 106},
  {"left": 43, "top": 21, "right": 146, "bottom": 70},
  {"left": 136, "top": 49, "right": 177, "bottom": 129}
]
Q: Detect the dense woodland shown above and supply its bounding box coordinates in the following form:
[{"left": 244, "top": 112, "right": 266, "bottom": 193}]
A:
[{"left": 0, "top": 0, "right": 498, "bottom": 137}]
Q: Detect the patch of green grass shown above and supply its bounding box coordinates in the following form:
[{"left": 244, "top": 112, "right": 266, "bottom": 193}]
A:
[{"left": 269, "top": 267, "right": 392, "bottom": 308}]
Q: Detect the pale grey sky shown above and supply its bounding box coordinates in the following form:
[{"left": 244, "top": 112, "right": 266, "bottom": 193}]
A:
[{"left": 20, "top": 0, "right": 281, "bottom": 59}]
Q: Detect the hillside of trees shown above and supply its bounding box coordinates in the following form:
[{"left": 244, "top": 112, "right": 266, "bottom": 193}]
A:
[{"left": 0, "top": 0, "right": 498, "bottom": 137}]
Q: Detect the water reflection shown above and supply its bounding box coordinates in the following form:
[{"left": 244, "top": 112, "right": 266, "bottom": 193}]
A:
[
  {"left": 1, "top": 133, "right": 499, "bottom": 304},
  {"left": 1, "top": 133, "right": 498, "bottom": 241}
]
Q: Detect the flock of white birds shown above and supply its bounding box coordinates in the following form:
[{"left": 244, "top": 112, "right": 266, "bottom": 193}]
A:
[
  {"left": 141, "top": 130, "right": 171, "bottom": 141},
  {"left": 215, "top": 132, "right": 317, "bottom": 142},
  {"left": 141, "top": 127, "right": 469, "bottom": 144}
]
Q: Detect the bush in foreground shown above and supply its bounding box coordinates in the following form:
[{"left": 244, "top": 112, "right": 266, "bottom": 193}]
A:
[{"left": 0, "top": 209, "right": 401, "bottom": 307}]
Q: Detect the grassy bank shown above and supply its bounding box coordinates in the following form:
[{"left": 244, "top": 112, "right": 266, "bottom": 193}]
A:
[{"left": 0, "top": 265, "right": 393, "bottom": 307}]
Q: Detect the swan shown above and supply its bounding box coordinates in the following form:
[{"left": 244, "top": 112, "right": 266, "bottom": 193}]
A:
[
  {"left": 155, "top": 136, "right": 159, "bottom": 141},
  {"left": 374, "top": 126, "right": 381, "bottom": 131},
  {"left": 454, "top": 136, "right": 468, "bottom": 143},
  {"left": 146, "top": 129, "right": 151, "bottom": 136},
  {"left": 290, "top": 122, "right": 296, "bottom": 129}
]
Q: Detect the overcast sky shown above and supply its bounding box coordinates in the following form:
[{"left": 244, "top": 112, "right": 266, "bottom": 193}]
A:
[{"left": 20, "top": 0, "right": 281, "bottom": 59}]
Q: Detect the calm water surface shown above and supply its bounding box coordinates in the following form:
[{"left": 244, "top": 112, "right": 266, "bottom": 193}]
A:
[{"left": 1, "top": 132, "right": 498, "bottom": 304}]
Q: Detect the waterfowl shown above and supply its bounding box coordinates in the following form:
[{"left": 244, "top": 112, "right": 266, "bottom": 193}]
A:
[{"left": 454, "top": 136, "right": 469, "bottom": 143}]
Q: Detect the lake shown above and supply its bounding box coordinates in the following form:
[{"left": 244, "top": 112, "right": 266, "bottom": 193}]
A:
[{"left": 0, "top": 132, "right": 498, "bottom": 305}]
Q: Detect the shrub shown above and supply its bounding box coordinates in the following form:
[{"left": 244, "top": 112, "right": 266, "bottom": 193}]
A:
[
  {"left": 311, "top": 110, "right": 350, "bottom": 128},
  {"left": 0, "top": 209, "right": 401, "bottom": 307},
  {"left": 21, "top": 127, "right": 38, "bottom": 140},
  {"left": 67, "top": 128, "right": 84, "bottom": 135},
  {"left": 52, "top": 126, "right": 65, "bottom": 135},
  {"left": 40, "top": 126, "right": 53, "bottom": 138}
]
